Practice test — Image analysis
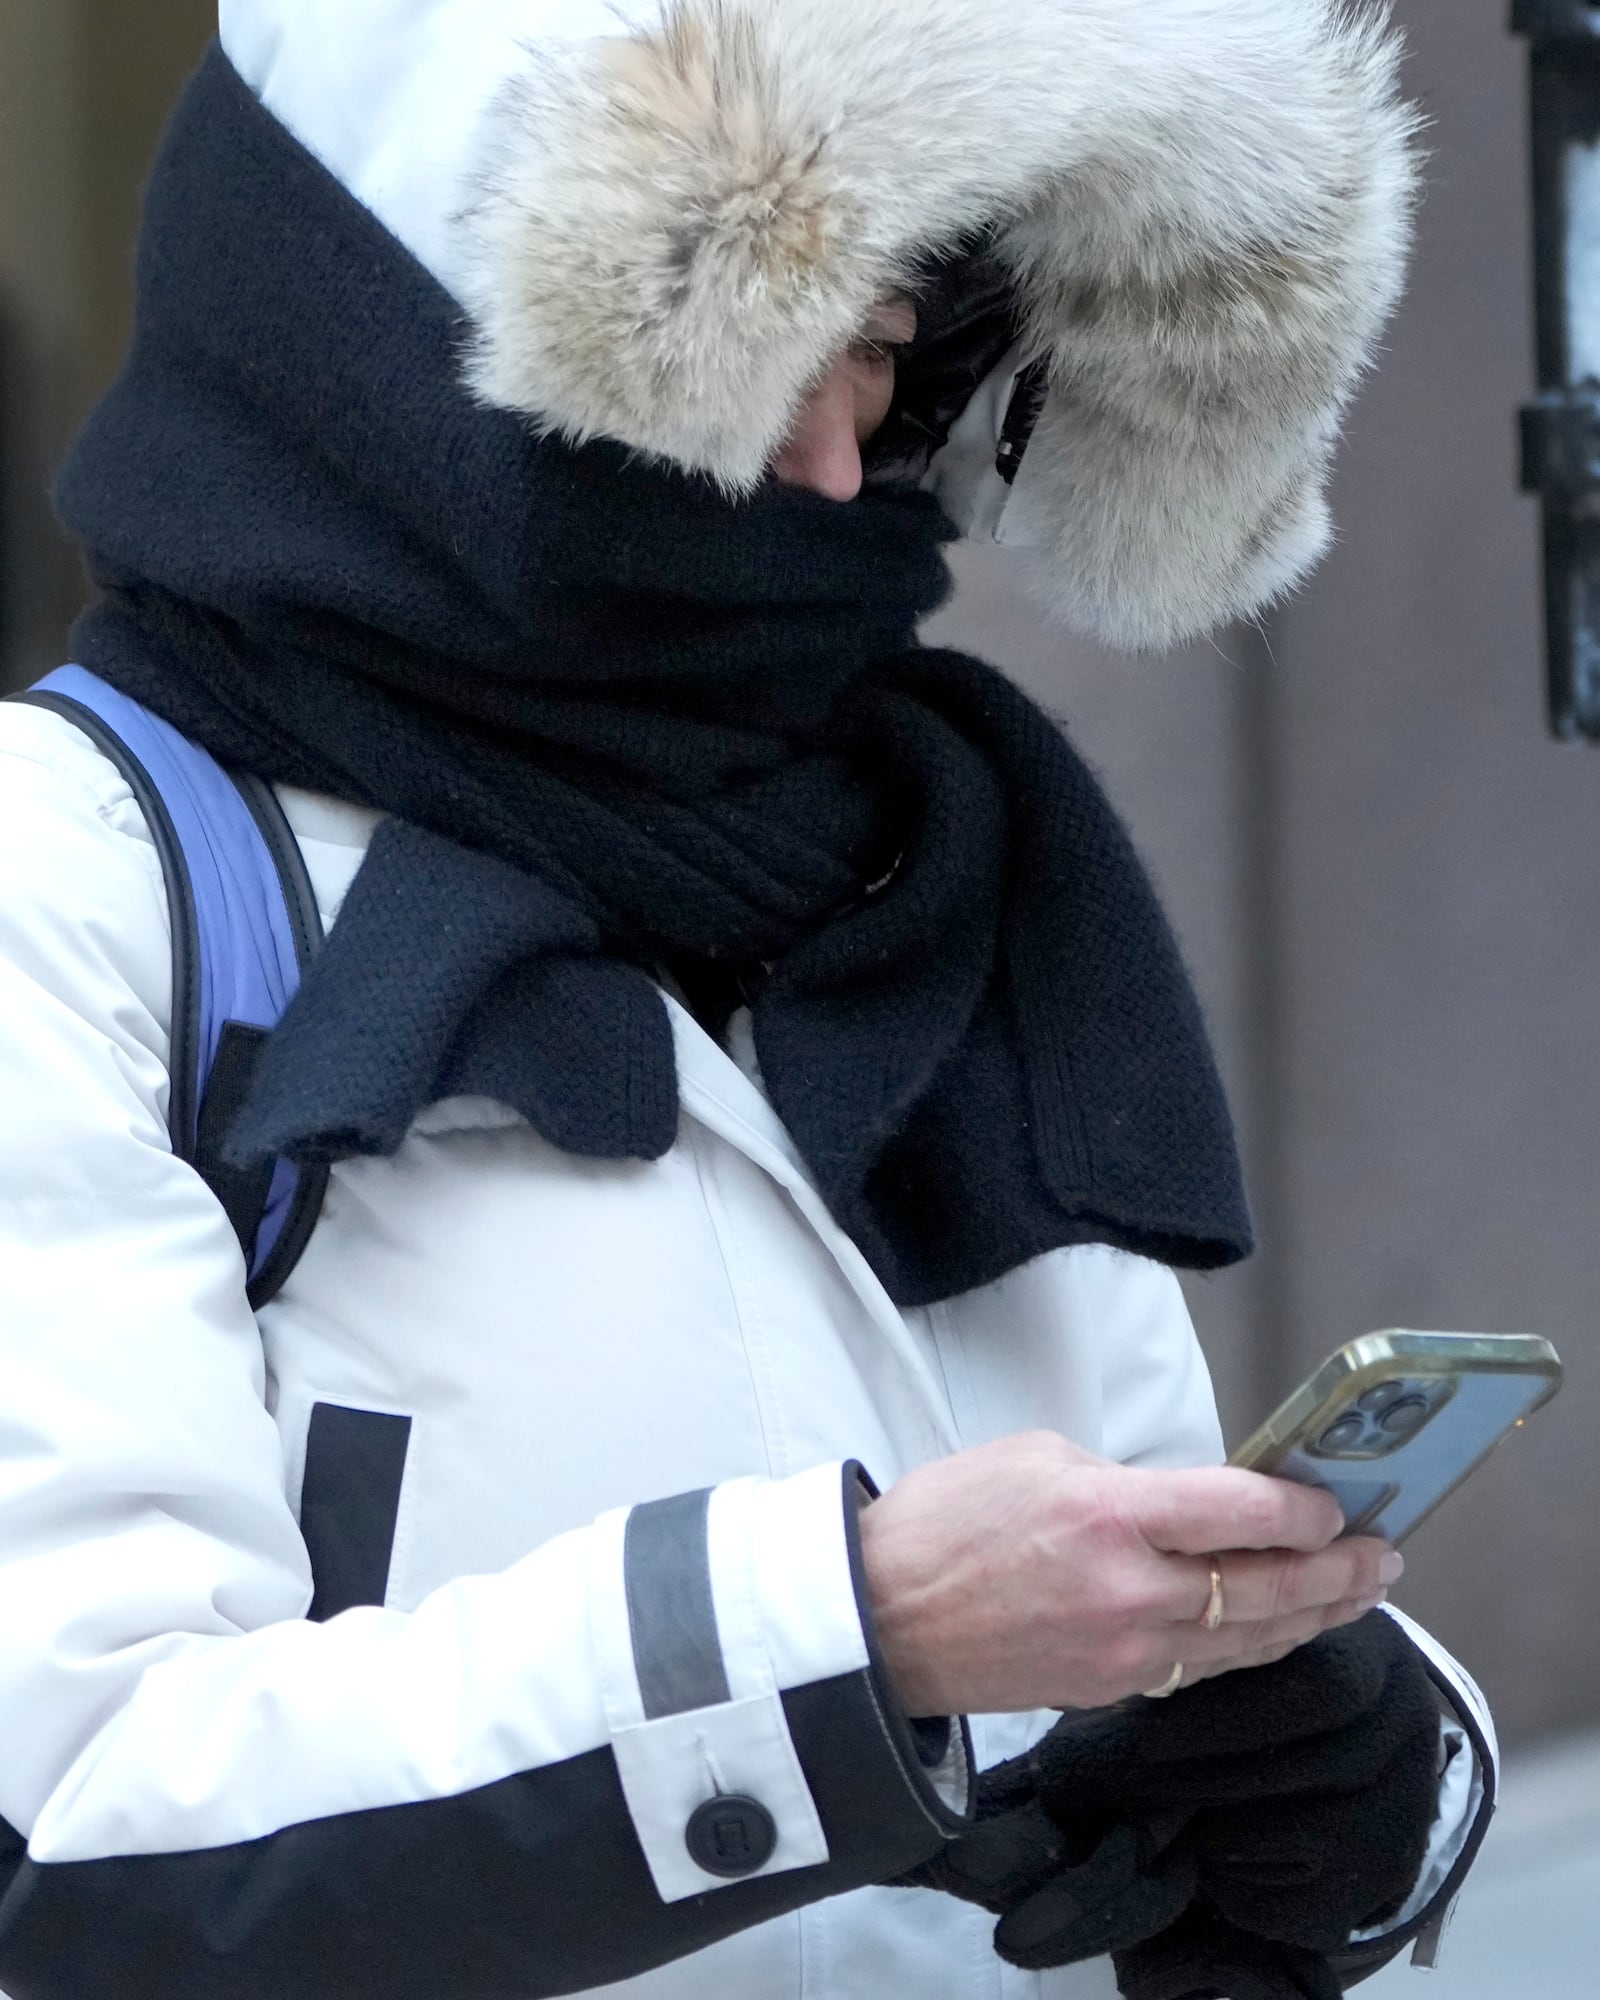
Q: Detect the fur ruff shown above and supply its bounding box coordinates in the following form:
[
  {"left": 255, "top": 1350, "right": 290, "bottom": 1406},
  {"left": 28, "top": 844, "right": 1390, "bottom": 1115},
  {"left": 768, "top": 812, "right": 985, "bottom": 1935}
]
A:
[{"left": 460, "top": 0, "right": 1420, "bottom": 652}]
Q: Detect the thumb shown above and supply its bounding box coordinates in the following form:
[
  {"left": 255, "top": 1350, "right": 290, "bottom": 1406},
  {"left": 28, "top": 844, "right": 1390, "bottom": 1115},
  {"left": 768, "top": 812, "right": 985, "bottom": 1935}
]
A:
[
  {"left": 995, "top": 1826, "right": 1198, "bottom": 1972},
  {"left": 922, "top": 1798, "right": 1075, "bottom": 1909}
]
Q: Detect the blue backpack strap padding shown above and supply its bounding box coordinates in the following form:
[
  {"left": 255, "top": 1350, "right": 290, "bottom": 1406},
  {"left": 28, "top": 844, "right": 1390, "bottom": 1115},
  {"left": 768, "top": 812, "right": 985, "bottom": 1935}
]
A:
[{"left": 9, "top": 666, "right": 327, "bottom": 1308}]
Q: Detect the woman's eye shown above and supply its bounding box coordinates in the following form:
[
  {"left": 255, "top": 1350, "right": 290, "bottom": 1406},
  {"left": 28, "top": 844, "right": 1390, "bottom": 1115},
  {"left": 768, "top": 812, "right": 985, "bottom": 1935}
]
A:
[{"left": 850, "top": 338, "right": 906, "bottom": 369}]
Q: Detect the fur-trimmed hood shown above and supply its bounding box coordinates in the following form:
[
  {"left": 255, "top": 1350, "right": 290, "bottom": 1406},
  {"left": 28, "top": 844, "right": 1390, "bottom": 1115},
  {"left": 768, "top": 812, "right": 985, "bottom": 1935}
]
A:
[{"left": 221, "top": 0, "right": 1420, "bottom": 652}]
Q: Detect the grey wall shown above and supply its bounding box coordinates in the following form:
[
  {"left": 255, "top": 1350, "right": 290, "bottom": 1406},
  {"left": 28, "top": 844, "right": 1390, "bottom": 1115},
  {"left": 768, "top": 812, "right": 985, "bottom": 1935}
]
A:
[
  {"left": 0, "top": 0, "right": 213, "bottom": 690},
  {"left": 0, "top": 0, "right": 88, "bottom": 683}
]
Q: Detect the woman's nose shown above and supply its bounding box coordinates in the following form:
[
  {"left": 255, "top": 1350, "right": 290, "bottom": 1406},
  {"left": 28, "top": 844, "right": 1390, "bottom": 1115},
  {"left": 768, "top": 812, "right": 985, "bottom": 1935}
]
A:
[{"left": 771, "top": 364, "right": 866, "bottom": 502}]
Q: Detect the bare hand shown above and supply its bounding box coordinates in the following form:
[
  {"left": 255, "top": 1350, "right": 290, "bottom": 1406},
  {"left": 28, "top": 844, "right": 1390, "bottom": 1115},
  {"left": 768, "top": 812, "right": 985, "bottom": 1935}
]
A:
[{"left": 858, "top": 1432, "right": 1402, "bottom": 1716}]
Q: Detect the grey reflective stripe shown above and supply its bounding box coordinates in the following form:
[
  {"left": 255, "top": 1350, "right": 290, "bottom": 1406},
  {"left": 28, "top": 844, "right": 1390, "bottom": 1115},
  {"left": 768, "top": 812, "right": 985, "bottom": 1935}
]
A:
[{"left": 624, "top": 1489, "right": 731, "bottom": 1720}]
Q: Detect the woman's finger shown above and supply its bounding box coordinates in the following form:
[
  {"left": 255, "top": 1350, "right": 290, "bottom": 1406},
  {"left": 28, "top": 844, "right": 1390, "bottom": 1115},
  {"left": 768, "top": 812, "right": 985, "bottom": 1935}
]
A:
[
  {"left": 1167, "top": 1538, "right": 1399, "bottom": 1629},
  {"left": 1170, "top": 1593, "right": 1384, "bottom": 1673},
  {"left": 1147, "top": 1596, "right": 1385, "bottom": 1697},
  {"left": 1088, "top": 1594, "right": 1382, "bottom": 1707},
  {"left": 1131, "top": 1466, "right": 1346, "bottom": 1557}
]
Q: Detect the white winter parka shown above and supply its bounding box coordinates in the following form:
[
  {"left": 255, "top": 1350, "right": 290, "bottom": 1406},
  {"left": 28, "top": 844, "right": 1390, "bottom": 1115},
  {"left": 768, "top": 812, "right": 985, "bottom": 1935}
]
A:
[{"left": 0, "top": 698, "right": 1493, "bottom": 2000}]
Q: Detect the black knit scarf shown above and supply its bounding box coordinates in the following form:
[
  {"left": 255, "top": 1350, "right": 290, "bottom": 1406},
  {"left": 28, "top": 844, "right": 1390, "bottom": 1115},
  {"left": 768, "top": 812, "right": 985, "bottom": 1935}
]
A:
[{"left": 54, "top": 43, "right": 1250, "bottom": 1307}]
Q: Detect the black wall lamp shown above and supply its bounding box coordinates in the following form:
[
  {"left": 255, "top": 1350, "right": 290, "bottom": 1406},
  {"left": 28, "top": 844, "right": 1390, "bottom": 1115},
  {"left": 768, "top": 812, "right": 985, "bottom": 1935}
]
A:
[{"left": 1516, "top": 0, "right": 1600, "bottom": 741}]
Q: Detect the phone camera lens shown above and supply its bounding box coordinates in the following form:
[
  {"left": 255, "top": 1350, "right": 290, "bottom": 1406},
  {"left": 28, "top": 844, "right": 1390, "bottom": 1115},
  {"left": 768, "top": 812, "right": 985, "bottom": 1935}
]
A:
[
  {"left": 1318, "top": 1413, "right": 1368, "bottom": 1454},
  {"left": 1379, "top": 1395, "right": 1430, "bottom": 1439},
  {"left": 1359, "top": 1382, "right": 1407, "bottom": 1415}
]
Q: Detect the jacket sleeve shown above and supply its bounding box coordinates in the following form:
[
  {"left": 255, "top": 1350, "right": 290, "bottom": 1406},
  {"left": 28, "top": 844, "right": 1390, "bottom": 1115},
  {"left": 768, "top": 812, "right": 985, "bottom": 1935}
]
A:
[
  {"left": 0, "top": 718, "right": 969, "bottom": 2000},
  {"left": 1092, "top": 1256, "right": 1498, "bottom": 1980}
]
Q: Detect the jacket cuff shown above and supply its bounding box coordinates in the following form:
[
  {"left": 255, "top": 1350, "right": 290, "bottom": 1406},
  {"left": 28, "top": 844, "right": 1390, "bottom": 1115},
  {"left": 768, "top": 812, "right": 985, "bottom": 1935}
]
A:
[
  {"left": 1334, "top": 1607, "right": 1498, "bottom": 1985},
  {"left": 587, "top": 1462, "right": 970, "bottom": 1905}
]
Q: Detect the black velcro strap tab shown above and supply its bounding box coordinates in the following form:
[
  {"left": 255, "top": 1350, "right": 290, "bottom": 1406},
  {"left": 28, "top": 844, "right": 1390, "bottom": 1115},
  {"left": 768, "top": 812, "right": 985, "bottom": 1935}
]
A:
[
  {"left": 195, "top": 1021, "right": 276, "bottom": 1260},
  {"left": 301, "top": 1403, "right": 413, "bottom": 1621}
]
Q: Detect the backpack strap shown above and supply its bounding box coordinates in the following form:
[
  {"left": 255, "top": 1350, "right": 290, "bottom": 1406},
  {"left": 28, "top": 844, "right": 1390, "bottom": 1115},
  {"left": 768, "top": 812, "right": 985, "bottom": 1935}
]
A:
[{"left": 9, "top": 667, "right": 328, "bottom": 1309}]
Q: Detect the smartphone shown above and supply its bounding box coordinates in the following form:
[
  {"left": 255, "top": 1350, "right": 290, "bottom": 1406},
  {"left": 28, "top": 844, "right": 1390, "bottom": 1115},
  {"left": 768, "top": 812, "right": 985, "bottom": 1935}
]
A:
[{"left": 1229, "top": 1331, "right": 1563, "bottom": 1543}]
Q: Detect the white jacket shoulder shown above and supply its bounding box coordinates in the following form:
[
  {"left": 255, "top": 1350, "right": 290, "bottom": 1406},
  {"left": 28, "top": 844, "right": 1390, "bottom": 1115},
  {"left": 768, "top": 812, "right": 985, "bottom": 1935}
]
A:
[{"left": 0, "top": 700, "right": 177, "bottom": 1160}]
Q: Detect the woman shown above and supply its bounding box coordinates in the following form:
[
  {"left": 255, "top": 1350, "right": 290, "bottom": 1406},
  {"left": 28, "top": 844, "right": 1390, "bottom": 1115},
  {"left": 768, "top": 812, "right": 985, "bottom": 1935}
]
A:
[{"left": 0, "top": 4, "right": 1493, "bottom": 1998}]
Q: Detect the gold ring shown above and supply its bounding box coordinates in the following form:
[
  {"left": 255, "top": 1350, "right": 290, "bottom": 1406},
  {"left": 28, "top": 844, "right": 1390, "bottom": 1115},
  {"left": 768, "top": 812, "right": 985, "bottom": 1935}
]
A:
[
  {"left": 1201, "top": 1563, "right": 1225, "bottom": 1632},
  {"left": 1143, "top": 1662, "right": 1185, "bottom": 1699}
]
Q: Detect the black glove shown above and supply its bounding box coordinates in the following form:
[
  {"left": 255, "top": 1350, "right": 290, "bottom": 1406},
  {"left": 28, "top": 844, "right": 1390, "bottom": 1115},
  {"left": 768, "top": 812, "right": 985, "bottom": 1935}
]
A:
[
  {"left": 890, "top": 1731, "right": 1199, "bottom": 1969},
  {"left": 1018, "top": 1612, "right": 1442, "bottom": 1955},
  {"left": 896, "top": 1612, "right": 1440, "bottom": 1970},
  {"left": 1113, "top": 1905, "right": 1344, "bottom": 2000}
]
